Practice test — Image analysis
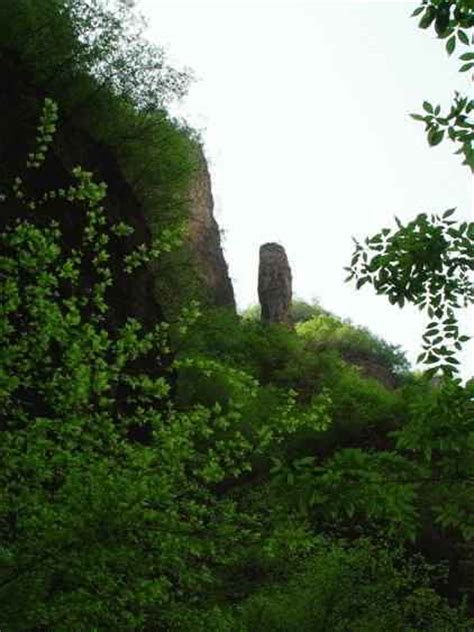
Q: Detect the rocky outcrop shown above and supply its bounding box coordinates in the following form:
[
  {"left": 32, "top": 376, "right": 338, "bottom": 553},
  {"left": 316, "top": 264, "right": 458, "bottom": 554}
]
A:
[
  {"left": 187, "top": 148, "right": 235, "bottom": 310},
  {"left": 258, "top": 243, "right": 292, "bottom": 324},
  {"left": 0, "top": 49, "right": 235, "bottom": 317}
]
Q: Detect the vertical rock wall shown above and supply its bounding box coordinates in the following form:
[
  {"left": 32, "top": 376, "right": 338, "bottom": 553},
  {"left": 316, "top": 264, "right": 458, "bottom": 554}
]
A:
[{"left": 187, "top": 148, "right": 236, "bottom": 310}]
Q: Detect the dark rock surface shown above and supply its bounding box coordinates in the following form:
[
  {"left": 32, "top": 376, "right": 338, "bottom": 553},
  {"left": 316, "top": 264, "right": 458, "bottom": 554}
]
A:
[
  {"left": 0, "top": 52, "right": 162, "bottom": 330},
  {"left": 258, "top": 242, "right": 292, "bottom": 324}
]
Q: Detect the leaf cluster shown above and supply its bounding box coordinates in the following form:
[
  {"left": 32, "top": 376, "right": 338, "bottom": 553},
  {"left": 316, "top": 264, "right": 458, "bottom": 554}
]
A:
[
  {"left": 411, "top": 93, "right": 474, "bottom": 170},
  {"left": 410, "top": 1, "right": 473, "bottom": 168},
  {"left": 348, "top": 211, "right": 473, "bottom": 376}
]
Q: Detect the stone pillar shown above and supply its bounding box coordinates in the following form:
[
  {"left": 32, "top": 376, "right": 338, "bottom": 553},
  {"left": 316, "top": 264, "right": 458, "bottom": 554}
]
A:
[{"left": 258, "top": 242, "right": 292, "bottom": 325}]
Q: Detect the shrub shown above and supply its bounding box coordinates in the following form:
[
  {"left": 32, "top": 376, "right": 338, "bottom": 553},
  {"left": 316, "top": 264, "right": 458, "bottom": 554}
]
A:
[{"left": 298, "top": 311, "right": 410, "bottom": 380}]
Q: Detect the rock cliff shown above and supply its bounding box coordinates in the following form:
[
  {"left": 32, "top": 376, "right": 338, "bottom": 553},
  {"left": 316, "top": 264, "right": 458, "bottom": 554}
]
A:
[
  {"left": 0, "top": 50, "right": 236, "bottom": 319},
  {"left": 186, "top": 149, "right": 235, "bottom": 310}
]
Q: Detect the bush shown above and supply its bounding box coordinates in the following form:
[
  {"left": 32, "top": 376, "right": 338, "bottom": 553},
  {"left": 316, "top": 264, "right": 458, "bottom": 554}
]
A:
[
  {"left": 298, "top": 311, "right": 410, "bottom": 380},
  {"left": 327, "top": 364, "right": 402, "bottom": 439},
  {"left": 241, "top": 299, "right": 326, "bottom": 324}
]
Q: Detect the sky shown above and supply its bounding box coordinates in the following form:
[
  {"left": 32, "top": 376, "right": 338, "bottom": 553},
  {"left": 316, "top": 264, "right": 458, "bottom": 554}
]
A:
[{"left": 137, "top": 0, "right": 473, "bottom": 376}]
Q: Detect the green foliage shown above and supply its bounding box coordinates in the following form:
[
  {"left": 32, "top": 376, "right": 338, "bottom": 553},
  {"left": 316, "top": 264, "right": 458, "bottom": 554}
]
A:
[
  {"left": 348, "top": 210, "right": 473, "bottom": 376},
  {"left": 413, "top": 0, "right": 473, "bottom": 43},
  {"left": 344, "top": 6, "right": 474, "bottom": 591},
  {"left": 179, "top": 310, "right": 421, "bottom": 544},
  {"left": 241, "top": 303, "right": 261, "bottom": 320},
  {"left": 291, "top": 299, "right": 325, "bottom": 323},
  {"left": 270, "top": 448, "right": 421, "bottom": 540},
  {"left": 239, "top": 301, "right": 409, "bottom": 386},
  {"left": 0, "top": 0, "right": 191, "bottom": 110},
  {"left": 349, "top": 4, "right": 473, "bottom": 374},
  {"left": 1, "top": 4, "right": 473, "bottom": 628},
  {"left": 297, "top": 310, "right": 410, "bottom": 379},
  {"left": 181, "top": 307, "right": 406, "bottom": 455},
  {"left": 0, "top": 0, "right": 203, "bottom": 315},
  {"left": 236, "top": 539, "right": 473, "bottom": 631},
  {"left": 179, "top": 308, "right": 304, "bottom": 385},
  {"left": 394, "top": 377, "right": 474, "bottom": 540},
  {"left": 324, "top": 364, "right": 402, "bottom": 436},
  {"left": 0, "top": 101, "right": 305, "bottom": 630},
  {"left": 242, "top": 299, "right": 326, "bottom": 324},
  {"left": 410, "top": 93, "right": 474, "bottom": 170},
  {"left": 410, "top": 1, "right": 473, "bottom": 169}
]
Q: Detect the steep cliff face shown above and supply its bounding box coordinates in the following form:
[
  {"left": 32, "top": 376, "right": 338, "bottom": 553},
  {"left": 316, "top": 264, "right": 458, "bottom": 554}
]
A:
[
  {"left": 186, "top": 148, "right": 235, "bottom": 310},
  {"left": 0, "top": 50, "right": 235, "bottom": 320}
]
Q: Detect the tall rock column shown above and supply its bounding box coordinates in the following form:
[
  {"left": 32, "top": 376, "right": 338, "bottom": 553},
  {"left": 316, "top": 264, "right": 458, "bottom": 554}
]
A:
[{"left": 258, "top": 242, "right": 292, "bottom": 325}]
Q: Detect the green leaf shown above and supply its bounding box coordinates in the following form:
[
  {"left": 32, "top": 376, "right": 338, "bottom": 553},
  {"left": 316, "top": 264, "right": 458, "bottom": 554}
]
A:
[
  {"left": 459, "top": 52, "right": 474, "bottom": 61},
  {"left": 445, "top": 357, "right": 460, "bottom": 365},
  {"left": 411, "top": 6, "right": 424, "bottom": 17},
  {"left": 446, "top": 35, "right": 456, "bottom": 55},
  {"left": 423, "top": 101, "right": 433, "bottom": 113},
  {"left": 356, "top": 277, "right": 369, "bottom": 289},
  {"left": 457, "top": 29, "right": 469, "bottom": 45},
  {"left": 459, "top": 62, "right": 474, "bottom": 72},
  {"left": 428, "top": 128, "right": 445, "bottom": 146},
  {"left": 435, "top": 6, "right": 453, "bottom": 38},
  {"left": 442, "top": 208, "right": 456, "bottom": 218},
  {"left": 410, "top": 113, "right": 426, "bottom": 122},
  {"left": 294, "top": 456, "right": 316, "bottom": 467},
  {"left": 419, "top": 6, "right": 436, "bottom": 29}
]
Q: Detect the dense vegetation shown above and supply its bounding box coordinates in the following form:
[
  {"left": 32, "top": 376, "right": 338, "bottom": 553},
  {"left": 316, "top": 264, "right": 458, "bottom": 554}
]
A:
[{"left": 0, "top": 1, "right": 473, "bottom": 630}]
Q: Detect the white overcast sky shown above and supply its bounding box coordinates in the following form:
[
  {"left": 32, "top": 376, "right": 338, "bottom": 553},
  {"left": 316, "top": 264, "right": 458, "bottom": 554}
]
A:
[{"left": 137, "top": 0, "right": 473, "bottom": 376}]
